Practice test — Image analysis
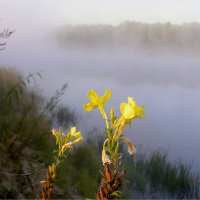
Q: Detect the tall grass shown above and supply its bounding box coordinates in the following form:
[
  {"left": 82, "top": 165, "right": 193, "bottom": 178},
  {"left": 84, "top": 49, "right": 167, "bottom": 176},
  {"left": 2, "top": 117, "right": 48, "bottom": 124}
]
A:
[{"left": 124, "top": 150, "right": 200, "bottom": 199}]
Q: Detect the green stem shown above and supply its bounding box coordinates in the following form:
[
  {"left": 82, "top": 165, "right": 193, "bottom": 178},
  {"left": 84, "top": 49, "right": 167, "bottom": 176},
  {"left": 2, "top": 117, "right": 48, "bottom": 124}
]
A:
[{"left": 99, "top": 106, "right": 109, "bottom": 130}]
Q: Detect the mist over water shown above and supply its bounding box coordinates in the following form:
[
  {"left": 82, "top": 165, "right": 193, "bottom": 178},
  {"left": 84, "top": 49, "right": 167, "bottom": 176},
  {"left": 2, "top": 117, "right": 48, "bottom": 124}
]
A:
[{"left": 1, "top": 22, "right": 200, "bottom": 170}]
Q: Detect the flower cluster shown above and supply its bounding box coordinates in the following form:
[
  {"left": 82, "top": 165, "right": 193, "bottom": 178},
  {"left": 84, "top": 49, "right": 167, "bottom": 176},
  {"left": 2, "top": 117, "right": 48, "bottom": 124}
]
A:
[
  {"left": 83, "top": 89, "right": 144, "bottom": 165},
  {"left": 39, "top": 127, "right": 83, "bottom": 199},
  {"left": 52, "top": 127, "right": 83, "bottom": 159}
]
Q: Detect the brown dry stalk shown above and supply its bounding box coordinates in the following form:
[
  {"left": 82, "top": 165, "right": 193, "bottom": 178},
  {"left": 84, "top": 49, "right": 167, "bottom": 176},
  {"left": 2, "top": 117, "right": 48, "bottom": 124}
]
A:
[
  {"left": 38, "top": 168, "right": 54, "bottom": 200},
  {"left": 96, "top": 163, "right": 126, "bottom": 200}
]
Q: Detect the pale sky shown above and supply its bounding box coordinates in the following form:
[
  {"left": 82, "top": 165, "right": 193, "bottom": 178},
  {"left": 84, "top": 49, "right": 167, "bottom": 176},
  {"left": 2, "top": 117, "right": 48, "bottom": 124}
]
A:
[{"left": 0, "top": 0, "right": 200, "bottom": 28}]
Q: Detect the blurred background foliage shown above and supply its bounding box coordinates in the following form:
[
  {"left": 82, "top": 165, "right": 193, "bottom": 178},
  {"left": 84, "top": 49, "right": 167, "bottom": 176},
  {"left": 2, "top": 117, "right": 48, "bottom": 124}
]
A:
[{"left": 0, "top": 67, "right": 199, "bottom": 199}]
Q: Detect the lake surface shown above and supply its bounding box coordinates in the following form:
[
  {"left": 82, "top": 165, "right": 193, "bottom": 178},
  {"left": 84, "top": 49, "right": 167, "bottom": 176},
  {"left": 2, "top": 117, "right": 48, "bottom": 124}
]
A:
[{"left": 1, "top": 31, "right": 200, "bottom": 171}]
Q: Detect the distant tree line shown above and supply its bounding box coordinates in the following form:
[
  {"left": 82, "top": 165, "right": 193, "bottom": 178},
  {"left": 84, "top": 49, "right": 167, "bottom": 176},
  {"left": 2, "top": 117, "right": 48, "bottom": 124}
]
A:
[{"left": 57, "top": 21, "right": 200, "bottom": 51}]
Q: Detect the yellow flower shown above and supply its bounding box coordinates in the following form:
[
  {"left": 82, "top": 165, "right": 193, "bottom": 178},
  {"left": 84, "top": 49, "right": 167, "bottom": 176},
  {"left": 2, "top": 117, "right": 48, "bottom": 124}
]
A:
[
  {"left": 68, "top": 126, "right": 82, "bottom": 139},
  {"left": 83, "top": 89, "right": 112, "bottom": 129},
  {"left": 83, "top": 89, "right": 112, "bottom": 112},
  {"left": 120, "top": 97, "right": 144, "bottom": 120}
]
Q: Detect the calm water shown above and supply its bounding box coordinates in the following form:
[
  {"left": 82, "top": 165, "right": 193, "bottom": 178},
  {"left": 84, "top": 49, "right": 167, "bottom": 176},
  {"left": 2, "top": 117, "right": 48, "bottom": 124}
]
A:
[{"left": 1, "top": 31, "right": 200, "bottom": 170}]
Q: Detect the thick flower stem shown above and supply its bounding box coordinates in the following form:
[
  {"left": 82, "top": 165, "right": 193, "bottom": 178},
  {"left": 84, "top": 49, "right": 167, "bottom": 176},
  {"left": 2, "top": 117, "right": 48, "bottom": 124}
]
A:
[{"left": 96, "top": 163, "right": 126, "bottom": 200}]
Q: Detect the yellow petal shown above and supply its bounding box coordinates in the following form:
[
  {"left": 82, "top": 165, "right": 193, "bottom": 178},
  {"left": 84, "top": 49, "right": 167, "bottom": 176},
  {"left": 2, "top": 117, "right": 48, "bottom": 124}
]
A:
[
  {"left": 70, "top": 127, "right": 76, "bottom": 136},
  {"left": 88, "top": 89, "right": 100, "bottom": 104},
  {"left": 52, "top": 129, "right": 59, "bottom": 145},
  {"left": 135, "top": 106, "right": 145, "bottom": 118},
  {"left": 101, "top": 89, "right": 112, "bottom": 104},
  {"left": 83, "top": 103, "right": 97, "bottom": 111},
  {"left": 128, "top": 97, "right": 137, "bottom": 107},
  {"left": 73, "top": 131, "right": 82, "bottom": 139},
  {"left": 120, "top": 103, "right": 135, "bottom": 119}
]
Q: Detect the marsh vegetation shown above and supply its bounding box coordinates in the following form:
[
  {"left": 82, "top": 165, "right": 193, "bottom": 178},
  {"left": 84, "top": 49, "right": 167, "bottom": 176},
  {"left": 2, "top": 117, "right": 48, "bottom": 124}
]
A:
[{"left": 0, "top": 68, "right": 199, "bottom": 199}]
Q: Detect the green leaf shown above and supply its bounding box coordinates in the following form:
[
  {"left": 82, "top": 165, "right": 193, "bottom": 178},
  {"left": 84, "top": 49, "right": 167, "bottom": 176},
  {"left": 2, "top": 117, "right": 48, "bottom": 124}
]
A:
[{"left": 111, "top": 190, "right": 122, "bottom": 197}]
